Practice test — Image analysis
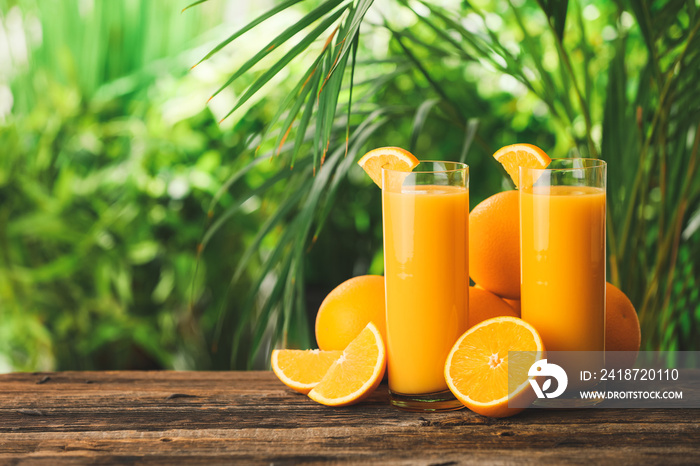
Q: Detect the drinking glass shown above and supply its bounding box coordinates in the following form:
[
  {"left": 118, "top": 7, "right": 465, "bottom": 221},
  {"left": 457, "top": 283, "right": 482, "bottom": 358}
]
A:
[
  {"left": 382, "top": 161, "right": 469, "bottom": 412},
  {"left": 520, "top": 159, "right": 606, "bottom": 397}
]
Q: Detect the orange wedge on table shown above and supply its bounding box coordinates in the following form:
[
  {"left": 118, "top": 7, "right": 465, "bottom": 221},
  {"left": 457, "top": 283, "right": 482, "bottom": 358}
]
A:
[
  {"left": 357, "top": 147, "right": 419, "bottom": 188},
  {"left": 271, "top": 349, "right": 343, "bottom": 395},
  {"left": 444, "top": 316, "right": 545, "bottom": 418},
  {"left": 308, "top": 322, "right": 386, "bottom": 407},
  {"left": 493, "top": 143, "right": 551, "bottom": 188}
]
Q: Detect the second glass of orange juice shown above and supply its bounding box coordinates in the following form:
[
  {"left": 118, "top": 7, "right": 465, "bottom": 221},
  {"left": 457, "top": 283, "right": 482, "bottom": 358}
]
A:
[
  {"left": 520, "top": 158, "right": 606, "bottom": 396},
  {"left": 382, "top": 161, "right": 469, "bottom": 411}
]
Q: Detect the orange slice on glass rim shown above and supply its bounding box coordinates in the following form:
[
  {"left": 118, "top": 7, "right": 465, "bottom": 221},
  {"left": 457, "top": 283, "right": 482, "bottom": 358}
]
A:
[
  {"left": 492, "top": 143, "right": 551, "bottom": 188},
  {"left": 271, "top": 349, "right": 343, "bottom": 395},
  {"left": 308, "top": 322, "right": 386, "bottom": 407},
  {"left": 357, "top": 147, "right": 419, "bottom": 188},
  {"left": 444, "top": 316, "right": 545, "bottom": 418}
]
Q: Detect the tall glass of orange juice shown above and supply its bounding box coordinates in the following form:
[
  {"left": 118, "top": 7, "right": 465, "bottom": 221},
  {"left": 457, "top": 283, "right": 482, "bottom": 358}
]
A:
[
  {"left": 382, "top": 161, "right": 469, "bottom": 411},
  {"left": 520, "top": 159, "right": 606, "bottom": 394}
]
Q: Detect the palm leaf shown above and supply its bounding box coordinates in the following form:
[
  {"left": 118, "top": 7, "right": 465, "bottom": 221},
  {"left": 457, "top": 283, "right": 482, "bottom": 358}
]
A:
[
  {"left": 313, "top": 48, "right": 334, "bottom": 172},
  {"left": 263, "top": 51, "right": 327, "bottom": 158},
  {"left": 232, "top": 187, "right": 306, "bottom": 283},
  {"left": 230, "top": 224, "right": 298, "bottom": 364},
  {"left": 246, "top": 251, "right": 294, "bottom": 367},
  {"left": 343, "top": 33, "right": 360, "bottom": 155},
  {"left": 397, "top": 8, "right": 474, "bottom": 61},
  {"left": 535, "top": 0, "right": 569, "bottom": 41},
  {"left": 601, "top": 31, "right": 633, "bottom": 285},
  {"left": 324, "top": 0, "right": 374, "bottom": 81},
  {"left": 201, "top": 156, "right": 310, "bottom": 250},
  {"left": 181, "top": 0, "right": 209, "bottom": 13},
  {"left": 291, "top": 66, "right": 323, "bottom": 168},
  {"left": 220, "top": 5, "right": 349, "bottom": 122},
  {"left": 206, "top": 150, "right": 265, "bottom": 215},
  {"left": 318, "top": 34, "right": 351, "bottom": 164},
  {"left": 191, "top": 0, "right": 305, "bottom": 66},
  {"left": 188, "top": 0, "right": 700, "bottom": 363},
  {"left": 312, "top": 110, "right": 391, "bottom": 239},
  {"left": 459, "top": 119, "right": 479, "bottom": 164},
  {"left": 274, "top": 53, "right": 325, "bottom": 159},
  {"left": 208, "top": 0, "right": 348, "bottom": 102},
  {"left": 386, "top": 22, "right": 463, "bottom": 126},
  {"left": 409, "top": 98, "right": 440, "bottom": 153}
]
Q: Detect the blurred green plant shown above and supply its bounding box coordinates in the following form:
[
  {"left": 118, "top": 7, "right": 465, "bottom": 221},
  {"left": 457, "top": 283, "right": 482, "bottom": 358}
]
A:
[
  {"left": 0, "top": 0, "right": 260, "bottom": 370},
  {"left": 192, "top": 0, "right": 699, "bottom": 365},
  {"left": 2, "top": 0, "right": 698, "bottom": 371}
]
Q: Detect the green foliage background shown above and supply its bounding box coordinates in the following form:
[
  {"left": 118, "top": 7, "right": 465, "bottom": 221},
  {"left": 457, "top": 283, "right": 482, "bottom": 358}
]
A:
[{"left": 1, "top": 0, "right": 699, "bottom": 371}]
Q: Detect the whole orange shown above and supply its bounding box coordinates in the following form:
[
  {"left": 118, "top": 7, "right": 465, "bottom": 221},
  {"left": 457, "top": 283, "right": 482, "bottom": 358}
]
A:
[
  {"left": 315, "top": 275, "right": 386, "bottom": 351},
  {"left": 469, "top": 190, "right": 520, "bottom": 299},
  {"left": 606, "top": 282, "right": 641, "bottom": 365},
  {"left": 468, "top": 286, "right": 518, "bottom": 328}
]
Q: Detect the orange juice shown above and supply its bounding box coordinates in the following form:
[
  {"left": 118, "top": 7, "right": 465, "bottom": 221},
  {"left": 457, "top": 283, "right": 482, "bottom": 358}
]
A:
[
  {"left": 520, "top": 185, "right": 606, "bottom": 353},
  {"left": 383, "top": 185, "right": 469, "bottom": 395}
]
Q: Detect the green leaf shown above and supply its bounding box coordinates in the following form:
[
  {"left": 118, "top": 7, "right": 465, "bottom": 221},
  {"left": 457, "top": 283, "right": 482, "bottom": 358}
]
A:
[
  {"left": 314, "top": 48, "right": 334, "bottom": 172},
  {"left": 181, "top": 0, "right": 210, "bottom": 13},
  {"left": 312, "top": 110, "right": 391, "bottom": 239},
  {"left": 230, "top": 225, "right": 297, "bottom": 365},
  {"left": 507, "top": 0, "right": 571, "bottom": 123},
  {"left": 393, "top": 26, "right": 457, "bottom": 59},
  {"left": 290, "top": 258, "right": 310, "bottom": 350},
  {"left": 192, "top": 0, "right": 305, "bottom": 66},
  {"left": 221, "top": 6, "right": 348, "bottom": 121},
  {"left": 573, "top": 0, "right": 594, "bottom": 104},
  {"left": 273, "top": 53, "right": 325, "bottom": 159},
  {"left": 233, "top": 186, "right": 306, "bottom": 283},
  {"left": 263, "top": 52, "right": 327, "bottom": 156},
  {"left": 293, "top": 130, "right": 348, "bottom": 271},
  {"left": 277, "top": 141, "right": 349, "bottom": 349},
  {"left": 210, "top": 0, "right": 348, "bottom": 102},
  {"left": 281, "top": 258, "right": 298, "bottom": 350},
  {"left": 343, "top": 32, "right": 360, "bottom": 156},
  {"left": 400, "top": 4, "right": 474, "bottom": 61},
  {"left": 206, "top": 151, "right": 266, "bottom": 215},
  {"left": 319, "top": 33, "right": 351, "bottom": 164},
  {"left": 291, "top": 68, "right": 323, "bottom": 168},
  {"left": 409, "top": 98, "right": 440, "bottom": 153},
  {"left": 201, "top": 157, "right": 311, "bottom": 250},
  {"left": 415, "top": 1, "right": 494, "bottom": 63},
  {"left": 536, "top": 0, "right": 569, "bottom": 41},
  {"left": 351, "top": 64, "right": 412, "bottom": 105},
  {"left": 324, "top": 0, "right": 374, "bottom": 80},
  {"left": 247, "top": 252, "right": 294, "bottom": 367},
  {"left": 459, "top": 118, "right": 479, "bottom": 164}
]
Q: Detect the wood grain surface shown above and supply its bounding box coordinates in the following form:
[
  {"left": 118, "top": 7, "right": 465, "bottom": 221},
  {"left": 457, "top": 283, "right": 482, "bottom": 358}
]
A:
[{"left": 0, "top": 371, "right": 698, "bottom": 464}]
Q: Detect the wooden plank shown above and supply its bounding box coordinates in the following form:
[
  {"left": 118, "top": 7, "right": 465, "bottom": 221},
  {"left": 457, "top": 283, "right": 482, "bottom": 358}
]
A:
[{"left": 0, "top": 371, "right": 698, "bottom": 464}]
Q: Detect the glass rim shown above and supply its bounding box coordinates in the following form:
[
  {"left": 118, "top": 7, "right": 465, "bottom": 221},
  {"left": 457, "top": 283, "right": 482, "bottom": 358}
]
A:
[
  {"left": 519, "top": 157, "right": 606, "bottom": 173},
  {"left": 381, "top": 160, "right": 469, "bottom": 174}
]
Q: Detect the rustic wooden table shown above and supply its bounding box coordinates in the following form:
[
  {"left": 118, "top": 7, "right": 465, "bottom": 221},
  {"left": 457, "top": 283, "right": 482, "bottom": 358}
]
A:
[{"left": 0, "top": 371, "right": 698, "bottom": 464}]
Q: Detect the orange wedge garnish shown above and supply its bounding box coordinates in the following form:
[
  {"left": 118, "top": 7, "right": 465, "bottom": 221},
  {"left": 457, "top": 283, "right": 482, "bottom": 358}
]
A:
[
  {"left": 357, "top": 147, "right": 419, "bottom": 188},
  {"left": 308, "top": 322, "right": 386, "bottom": 406},
  {"left": 492, "top": 143, "right": 551, "bottom": 188},
  {"left": 271, "top": 349, "right": 342, "bottom": 394},
  {"left": 444, "top": 316, "right": 545, "bottom": 418}
]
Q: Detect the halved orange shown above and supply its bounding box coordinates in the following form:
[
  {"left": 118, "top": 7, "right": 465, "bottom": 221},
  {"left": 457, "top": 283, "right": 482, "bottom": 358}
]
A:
[
  {"left": 357, "top": 146, "right": 419, "bottom": 188},
  {"left": 444, "top": 316, "right": 545, "bottom": 418},
  {"left": 492, "top": 143, "right": 551, "bottom": 188},
  {"left": 308, "top": 322, "right": 386, "bottom": 406},
  {"left": 271, "top": 349, "right": 342, "bottom": 394}
]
